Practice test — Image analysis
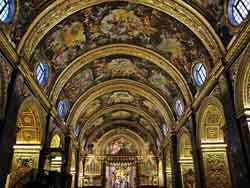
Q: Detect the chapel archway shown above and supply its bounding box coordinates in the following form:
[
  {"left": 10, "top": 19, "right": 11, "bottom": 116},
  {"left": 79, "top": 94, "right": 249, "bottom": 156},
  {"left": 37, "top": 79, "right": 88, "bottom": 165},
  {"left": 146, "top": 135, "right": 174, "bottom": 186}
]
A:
[{"left": 197, "top": 96, "right": 232, "bottom": 188}]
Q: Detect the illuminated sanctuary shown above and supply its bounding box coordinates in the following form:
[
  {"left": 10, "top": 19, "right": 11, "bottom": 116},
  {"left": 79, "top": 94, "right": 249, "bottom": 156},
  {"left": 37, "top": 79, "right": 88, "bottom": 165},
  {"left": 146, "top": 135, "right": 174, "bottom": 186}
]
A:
[{"left": 1, "top": 0, "right": 250, "bottom": 188}]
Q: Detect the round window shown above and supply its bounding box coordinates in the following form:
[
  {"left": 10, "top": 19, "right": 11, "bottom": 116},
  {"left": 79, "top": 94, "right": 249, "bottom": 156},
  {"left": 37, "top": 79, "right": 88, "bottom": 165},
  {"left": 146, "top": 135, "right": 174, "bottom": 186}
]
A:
[{"left": 193, "top": 63, "right": 207, "bottom": 87}]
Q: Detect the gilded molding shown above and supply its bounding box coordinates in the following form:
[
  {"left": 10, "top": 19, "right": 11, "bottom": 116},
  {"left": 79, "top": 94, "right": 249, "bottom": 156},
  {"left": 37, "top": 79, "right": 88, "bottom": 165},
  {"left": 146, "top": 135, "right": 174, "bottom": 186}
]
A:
[
  {"left": 234, "top": 44, "right": 250, "bottom": 117},
  {"left": 84, "top": 120, "right": 156, "bottom": 153},
  {"left": 50, "top": 44, "right": 192, "bottom": 106},
  {"left": 78, "top": 104, "right": 163, "bottom": 141},
  {"left": 196, "top": 96, "right": 225, "bottom": 144},
  {"left": 66, "top": 80, "right": 174, "bottom": 129},
  {"left": 0, "top": 31, "right": 18, "bottom": 64},
  {"left": 17, "top": 0, "right": 224, "bottom": 62},
  {"left": 225, "top": 19, "right": 250, "bottom": 67}
]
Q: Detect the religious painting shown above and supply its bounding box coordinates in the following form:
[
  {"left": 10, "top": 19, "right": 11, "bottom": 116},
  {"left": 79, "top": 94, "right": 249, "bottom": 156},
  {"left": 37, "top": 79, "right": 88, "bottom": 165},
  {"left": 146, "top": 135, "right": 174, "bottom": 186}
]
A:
[
  {"left": 30, "top": 2, "right": 213, "bottom": 95},
  {"left": 10, "top": 0, "right": 55, "bottom": 45},
  {"left": 184, "top": 0, "right": 232, "bottom": 45},
  {"left": 105, "top": 138, "right": 136, "bottom": 155},
  {"left": 76, "top": 90, "right": 166, "bottom": 134},
  {"left": 59, "top": 55, "right": 184, "bottom": 119}
]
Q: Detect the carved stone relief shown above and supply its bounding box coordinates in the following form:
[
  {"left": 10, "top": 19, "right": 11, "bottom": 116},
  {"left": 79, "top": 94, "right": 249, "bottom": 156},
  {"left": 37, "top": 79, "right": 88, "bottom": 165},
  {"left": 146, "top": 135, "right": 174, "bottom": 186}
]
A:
[{"left": 203, "top": 152, "right": 232, "bottom": 188}]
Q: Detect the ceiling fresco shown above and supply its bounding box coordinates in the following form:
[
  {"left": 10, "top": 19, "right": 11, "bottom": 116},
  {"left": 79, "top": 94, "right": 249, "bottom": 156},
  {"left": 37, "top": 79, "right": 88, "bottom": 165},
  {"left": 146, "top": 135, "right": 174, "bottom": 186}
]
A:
[
  {"left": 7, "top": 1, "right": 232, "bottom": 48},
  {"left": 82, "top": 124, "right": 157, "bottom": 155},
  {"left": 58, "top": 55, "right": 184, "bottom": 118},
  {"left": 2, "top": 0, "right": 235, "bottom": 153},
  {"left": 184, "top": 0, "right": 232, "bottom": 45},
  {"left": 75, "top": 90, "right": 166, "bottom": 128},
  {"left": 9, "top": 0, "right": 55, "bottom": 46},
  {"left": 79, "top": 107, "right": 161, "bottom": 139},
  {"left": 30, "top": 2, "right": 212, "bottom": 94}
]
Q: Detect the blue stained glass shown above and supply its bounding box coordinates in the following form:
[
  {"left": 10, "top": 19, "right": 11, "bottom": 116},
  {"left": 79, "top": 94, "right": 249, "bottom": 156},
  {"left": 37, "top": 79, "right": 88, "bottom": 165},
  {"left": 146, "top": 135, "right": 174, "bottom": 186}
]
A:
[
  {"left": 0, "top": 0, "right": 14, "bottom": 23},
  {"left": 36, "top": 63, "right": 49, "bottom": 86},
  {"left": 58, "top": 100, "right": 68, "bottom": 119},
  {"left": 230, "top": 0, "right": 250, "bottom": 25},
  {"left": 176, "top": 99, "right": 184, "bottom": 117},
  {"left": 74, "top": 124, "right": 80, "bottom": 137},
  {"left": 193, "top": 63, "right": 207, "bottom": 87}
]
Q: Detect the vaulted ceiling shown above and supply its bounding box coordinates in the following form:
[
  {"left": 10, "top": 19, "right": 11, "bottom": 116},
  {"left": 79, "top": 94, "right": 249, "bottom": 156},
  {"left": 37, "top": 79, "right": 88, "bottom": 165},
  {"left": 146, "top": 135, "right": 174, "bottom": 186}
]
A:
[{"left": 3, "top": 0, "right": 233, "bottom": 155}]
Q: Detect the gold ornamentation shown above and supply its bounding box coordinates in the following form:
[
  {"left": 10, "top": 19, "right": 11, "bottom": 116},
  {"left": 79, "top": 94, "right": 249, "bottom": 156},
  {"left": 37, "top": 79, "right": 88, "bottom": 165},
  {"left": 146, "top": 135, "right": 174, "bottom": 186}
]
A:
[
  {"left": 17, "top": 0, "right": 224, "bottom": 62},
  {"left": 204, "top": 153, "right": 231, "bottom": 188}
]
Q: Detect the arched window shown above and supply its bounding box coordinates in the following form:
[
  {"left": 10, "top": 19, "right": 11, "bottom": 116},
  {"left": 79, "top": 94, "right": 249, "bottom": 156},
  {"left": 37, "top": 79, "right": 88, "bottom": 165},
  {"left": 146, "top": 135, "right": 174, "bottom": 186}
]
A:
[
  {"left": 176, "top": 99, "right": 184, "bottom": 117},
  {"left": 36, "top": 63, "right": 49, "bottom": 86},
  {"left": 73, "top": 124, "right": 80, "bottom": 137},
  {"left": 58, "top": 100, "right": 68, "bottom": 119},
  {"left": 193, "top": 63, "right": 207, "bottom": 87},
  {"left": 229, "top": 0, "right": 250, "bottom": 25},
  {"left": 0, "top": 0, "right": 14, "bottom": 23}
]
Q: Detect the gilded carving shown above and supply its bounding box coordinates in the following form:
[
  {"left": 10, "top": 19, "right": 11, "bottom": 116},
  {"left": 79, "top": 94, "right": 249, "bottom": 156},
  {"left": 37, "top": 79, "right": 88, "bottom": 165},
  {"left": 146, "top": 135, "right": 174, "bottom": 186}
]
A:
[
  {"left": 182, "top": 168, "right": 195, "bottom": 188},
  {"left": 198, "top": 97, "right": 225, "bottom": 143},
  {"left": 205, "top": 153, "right": 231, "bottom": 188}
]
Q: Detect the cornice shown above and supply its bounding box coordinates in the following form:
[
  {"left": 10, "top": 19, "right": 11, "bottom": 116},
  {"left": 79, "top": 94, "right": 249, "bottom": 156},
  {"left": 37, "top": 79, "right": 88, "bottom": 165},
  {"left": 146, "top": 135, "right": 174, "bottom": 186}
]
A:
[{"left": 225, "top": 19, "right": 250, "bottom": 68}]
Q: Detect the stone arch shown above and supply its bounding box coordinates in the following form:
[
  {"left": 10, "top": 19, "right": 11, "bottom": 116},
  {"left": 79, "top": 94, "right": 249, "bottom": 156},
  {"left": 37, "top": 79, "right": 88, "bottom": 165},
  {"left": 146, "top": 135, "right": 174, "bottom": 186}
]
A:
[
  {"left": 50, "top": 134, "right": 62, "bottom": 148},
  {"left": 235, "top": 43, "right": 250, "bottom": 117},
  {"left": 197, "top": 96, "right": 232, "bottom": 188},
  {"left": 177, "top": 128, "right": 195, "bottom": 188},
  {"left": 16, "top": 97, "right": 44, "bottom": 144},
  {"left": 9, "top": 97, "right": 45, "bottom": 187},
  {"left": 177, "top": 128, "right": 192, "bottom": 159},
  {"left": 197, "top": 96, "right": 225, "bottom": 144}
]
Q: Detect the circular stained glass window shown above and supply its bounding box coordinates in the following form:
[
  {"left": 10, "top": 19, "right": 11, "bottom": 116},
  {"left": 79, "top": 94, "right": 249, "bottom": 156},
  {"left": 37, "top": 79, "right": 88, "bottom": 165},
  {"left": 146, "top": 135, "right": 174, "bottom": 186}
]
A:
[
  {"left": 193, "top": 63, "right": 207, "bottom": 87},
  {"left": 36, "top": 63, "right": 49, "bottom": 86},
  {"left": 176, "top": 99, "right": 184, "bottom": 117},
  {"left": 0, "top": 0, "right": 14, "bottom": 23}
]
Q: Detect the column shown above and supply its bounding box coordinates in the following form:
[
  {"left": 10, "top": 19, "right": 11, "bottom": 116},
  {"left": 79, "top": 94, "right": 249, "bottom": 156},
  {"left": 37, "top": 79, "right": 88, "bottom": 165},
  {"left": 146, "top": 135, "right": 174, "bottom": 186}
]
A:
[
  {"left": 135, "top": 161, "right": 140, "bottom": 188},
  {"left": 38, "top": 113, "right": 51, "bottom": 171},
  {"left": 236, "top": 114, "right": 250, "bottom": 174},
  {"left": 101, "top": 161, "right": 106, "bottom": 187},
  {"left": 162, "top": 149, "right": 167, "bottom": 188},
  {"left": 74, "top": 150, "right": 80, "bottom": 188},
  {"left": 82, "top": 158, "right": 86, "bottom": 188},
  {"left": 170, "top": 133, "right": 182, "bottom": 188},
  {"left": 219, "top": 74, "right": 250, "bottom": 186},
  {"left": 62, "top": 135, "right": 72, "bottom": 174},
  {"left": 190, "top": 113, "right": 205, "bottom": 188},
  {"left": 0, "top": 68, "right": 20, "bottom": 188}
]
